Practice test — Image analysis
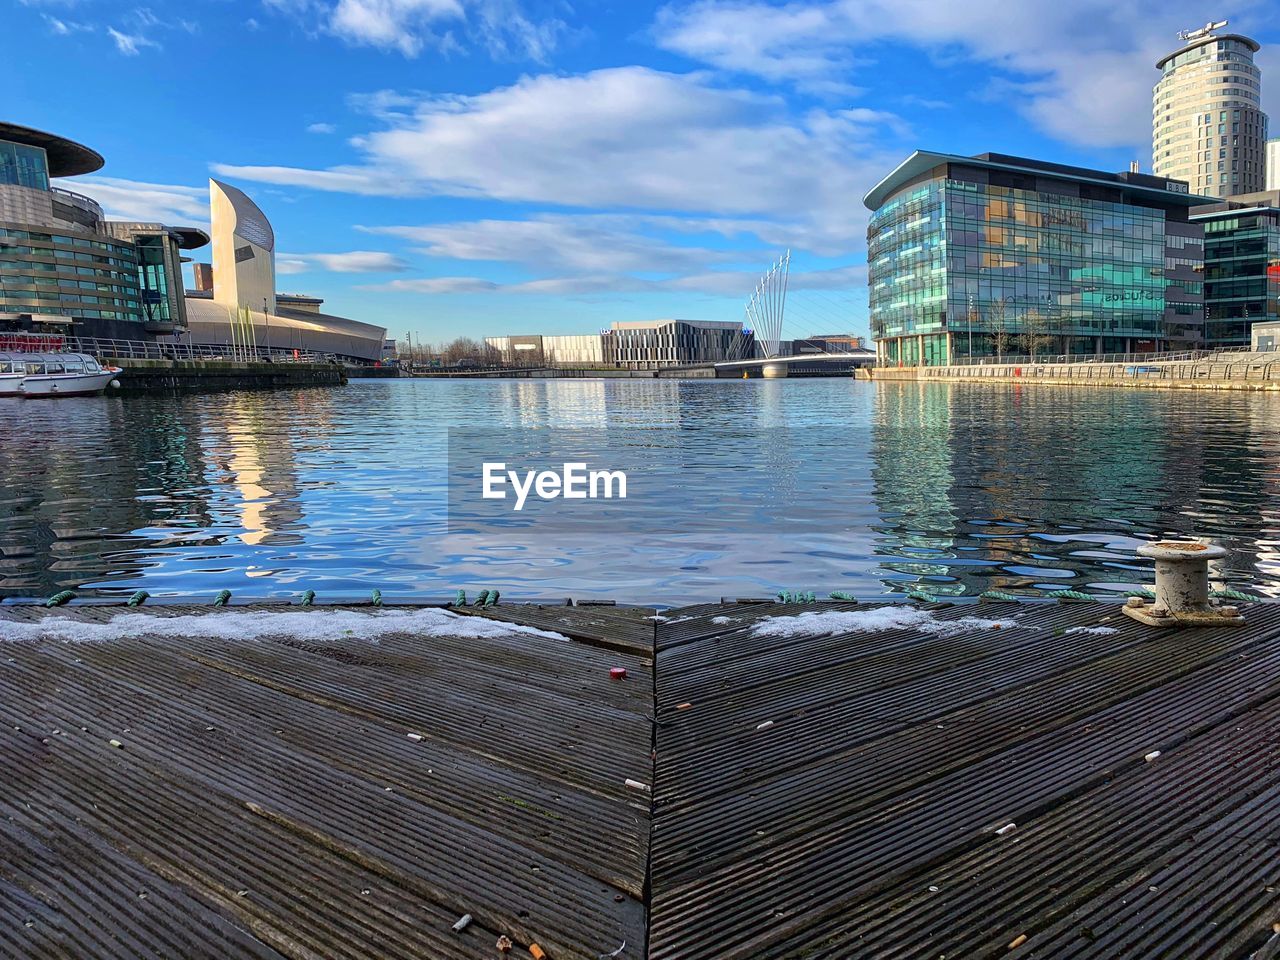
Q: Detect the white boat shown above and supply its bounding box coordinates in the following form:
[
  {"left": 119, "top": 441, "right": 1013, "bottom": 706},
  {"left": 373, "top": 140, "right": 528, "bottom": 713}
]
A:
[
  {"left": 0, "top": 352, "right": 122, "bottom": 398},
  {"left": 0, "top": 354, "right": 23, "bottom": 397}
]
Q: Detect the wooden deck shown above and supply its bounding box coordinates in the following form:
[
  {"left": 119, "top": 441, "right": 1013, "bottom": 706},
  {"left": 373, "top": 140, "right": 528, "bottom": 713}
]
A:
[
  {"left": 3, "top": 598, "right": 1280, "bottom": 958},
  {"left": 0, "top": 602, "right": 654, "bottom": 960}
]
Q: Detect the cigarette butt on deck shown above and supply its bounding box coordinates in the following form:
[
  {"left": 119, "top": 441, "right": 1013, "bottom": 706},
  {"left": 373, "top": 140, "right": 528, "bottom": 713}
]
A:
[
  {"left": 1008, "top": 934, "right": 1027, "bottom": 949},
  {"left": 676, "top": 702, "right": 692, "bottom": 710},
  {"left": 529, "top": 945, "right": 547, "bottom": 960},
  {"left": 625, "top": 778, "right": 650, "bottom": 793},
  {"left": 450, "top": 914, "right": 471, "bottom": 932}
]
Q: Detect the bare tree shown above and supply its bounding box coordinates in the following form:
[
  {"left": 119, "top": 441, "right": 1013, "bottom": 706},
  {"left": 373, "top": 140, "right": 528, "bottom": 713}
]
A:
[
  {"left": 440, "top": 337, "right": 488, "bottom": 365},
  {"left": 1016, "top": 309, "right": 1056, "bottom": 361},
  {"left": 987, "top": 298, "right": 1013, "bottom": 361}
]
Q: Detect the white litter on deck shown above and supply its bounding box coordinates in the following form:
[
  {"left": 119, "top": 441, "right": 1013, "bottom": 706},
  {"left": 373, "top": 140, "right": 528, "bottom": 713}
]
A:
[
  {"left": 0, "top": 608, "right": 568, "bottom": 644},
  {"left": 1063, "top": 625, "right": 1120, "bottom": 636},
  {"left": 750, "top": 606, "right": 1018, "bottom": 639}
]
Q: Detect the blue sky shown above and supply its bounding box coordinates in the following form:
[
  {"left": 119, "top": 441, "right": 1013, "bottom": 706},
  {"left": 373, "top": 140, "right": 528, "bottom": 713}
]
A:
[{"left": 8, "top": 0, "right": 1280, "bottom": 344}]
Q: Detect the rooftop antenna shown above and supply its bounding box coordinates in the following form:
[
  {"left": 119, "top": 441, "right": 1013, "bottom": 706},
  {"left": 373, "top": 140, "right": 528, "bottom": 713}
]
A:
[{"left": 1178, "top": 19, "right": 1228, "bottom": 42}]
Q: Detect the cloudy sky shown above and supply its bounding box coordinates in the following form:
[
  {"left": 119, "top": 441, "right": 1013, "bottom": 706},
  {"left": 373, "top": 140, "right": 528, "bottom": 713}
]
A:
[{"left": 9, "top": 0, "right": 1280, "bottom": 343}]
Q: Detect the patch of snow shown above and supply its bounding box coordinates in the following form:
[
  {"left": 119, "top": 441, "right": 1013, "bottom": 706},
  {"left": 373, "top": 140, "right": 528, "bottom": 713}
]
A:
[
  {"left": 750, "top": 606, "right": 1019, "bottom": 639},
  {"left": 1063, "top": 625, "right": 1119, "bottom": 636},
  {"left": 710, "top": 616, "right": 736, "bottom": 625},
  {"left": 0, "top": 608, "right": 568, "bottom": 644}
]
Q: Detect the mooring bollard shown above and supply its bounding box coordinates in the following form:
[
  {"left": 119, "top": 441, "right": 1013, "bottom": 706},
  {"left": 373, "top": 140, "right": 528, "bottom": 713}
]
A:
[{"left": 1122, "top": 541, "right": 1244, "bottom": 627}]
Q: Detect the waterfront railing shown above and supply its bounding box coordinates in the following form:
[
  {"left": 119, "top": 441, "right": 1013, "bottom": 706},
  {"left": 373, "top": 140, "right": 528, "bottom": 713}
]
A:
[
  {"left": 63, "top": 336, "right": 330, "bottom": 364},
  {"left": 919, "top": 353, "right": 1280, "bottom": 384}
]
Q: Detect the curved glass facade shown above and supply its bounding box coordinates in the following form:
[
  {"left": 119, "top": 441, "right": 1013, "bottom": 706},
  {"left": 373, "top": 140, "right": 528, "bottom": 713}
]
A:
[
  {"left": 1153, "top": 35, "right": 1269, "bottom": 198},
  {"left": 0, "top": 226, "right": 142, "bottom": 321},
  {"left": 868, "top": 169, "right": 1203, "bottom": 365}
]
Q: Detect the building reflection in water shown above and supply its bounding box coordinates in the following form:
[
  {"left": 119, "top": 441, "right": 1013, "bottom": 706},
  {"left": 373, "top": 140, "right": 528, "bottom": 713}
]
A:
[
  {"left": 869, "top": 381, "right": 1280, "bottom": 597},
  {"left": 2, "top": 378, "right": 1280, "bottom": 601},
  {"left": 204, "top": 393, "right": 307, "bottom": 549}
]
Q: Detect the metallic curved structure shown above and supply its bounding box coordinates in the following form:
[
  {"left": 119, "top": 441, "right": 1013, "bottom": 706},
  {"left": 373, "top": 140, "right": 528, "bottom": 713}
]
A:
[
  {"left": 745, "top": 250, "right": 790, "bottom": 359},
  {"left": 210, "top": 178, "right": 277, "bottom": 315}
]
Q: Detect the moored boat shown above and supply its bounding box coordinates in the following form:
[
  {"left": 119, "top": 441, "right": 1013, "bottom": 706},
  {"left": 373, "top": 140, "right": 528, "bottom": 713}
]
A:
[
  {"left": 0, "top": 354, "right": 24, "bottom": 397},
  {"left": 2, "top": 353, "right": 122, "bottom": 398}
]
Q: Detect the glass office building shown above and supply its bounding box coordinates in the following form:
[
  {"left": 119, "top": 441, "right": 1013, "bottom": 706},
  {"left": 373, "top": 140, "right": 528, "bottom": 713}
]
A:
[
  {"left": 1191, "top": 191, "right": 1280, "bottom": 346},
  {"left": 0, "top": 121, "right": 206, "bottom": 339},
  {"left": 864, "top": 152, "right": 1217, "bottom": 365}
]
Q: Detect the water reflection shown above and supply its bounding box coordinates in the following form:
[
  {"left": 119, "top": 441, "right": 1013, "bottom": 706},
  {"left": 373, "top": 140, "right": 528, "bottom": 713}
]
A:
[{"left": 0, "top": 379, "right": 1278, "bottom": 602}]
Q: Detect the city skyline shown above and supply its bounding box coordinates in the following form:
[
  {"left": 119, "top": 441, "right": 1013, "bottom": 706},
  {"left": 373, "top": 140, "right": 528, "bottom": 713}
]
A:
[{"left": 9, "top": 0, "right": 1280, "bottom": 343}]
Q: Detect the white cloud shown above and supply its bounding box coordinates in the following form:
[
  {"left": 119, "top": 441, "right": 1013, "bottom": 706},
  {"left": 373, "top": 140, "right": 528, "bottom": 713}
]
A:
[
  {"left": 307, "top": 122, "right": 338, "bottom": 134},
  {"left": 67, "top": 176, "right": 208, "bottom": 224},
  {"left": 213, "top": 67, "right": 903, "bottom": 255},
  {"left": 43, "top": 14, "right": 93, "bottom": 34},
  {"left": 367, "top": 262, "right": 865, "bottom": 297},
  {"left": 277, "top": 250, "right": 410, "bottom": 273},
  {"left": 266, "top": 0, "right": 565, "bottom": 60},
  {"left": 363, "top": 214, "right": 747, "bottom": 273},
  {"left": 654, "top": 0, "right": 1280, "bottom": 149},
  {"left": 107, "top": 26, "right": 159, "bottom": 55},
  {"left": 329, "top": 0, "right": 464, "bottom": 56}
]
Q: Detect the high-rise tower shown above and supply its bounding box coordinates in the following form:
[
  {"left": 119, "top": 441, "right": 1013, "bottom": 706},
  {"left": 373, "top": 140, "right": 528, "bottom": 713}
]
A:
[{"left": 1153, "top": 20, "right": 1268, "bottom": 198}]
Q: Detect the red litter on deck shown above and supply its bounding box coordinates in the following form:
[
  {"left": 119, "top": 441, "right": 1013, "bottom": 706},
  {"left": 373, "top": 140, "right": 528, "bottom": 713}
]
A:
[{"left": 610, "top": 667, "right": 627, "bottom": 680}]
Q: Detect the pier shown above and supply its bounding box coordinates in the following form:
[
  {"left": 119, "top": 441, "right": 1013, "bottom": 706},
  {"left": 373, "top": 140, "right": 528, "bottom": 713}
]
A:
[
  {"left": 3, "top": 597, "right": 1279, "bottom": 957},
  {"left": 108, "top": 358, "right": 347, "bottom": 394}
]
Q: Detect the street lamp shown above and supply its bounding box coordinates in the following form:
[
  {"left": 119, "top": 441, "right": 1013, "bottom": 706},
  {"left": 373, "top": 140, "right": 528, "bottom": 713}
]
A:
[{"left": 263, "top": 297, "right": 272, "bottom": 360}]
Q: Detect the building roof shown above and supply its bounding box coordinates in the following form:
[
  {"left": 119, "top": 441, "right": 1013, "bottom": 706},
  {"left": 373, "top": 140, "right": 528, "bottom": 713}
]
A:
[
  {"left": 0, "top": 121, "right": 104, "bottom": 177},
  {"left": 610, "top": 318, "right": 743, "bottom": 331},
  {"left": 863, "top": 150, "right": 1220, "bottom": 211},
  {"left": 171, "top": 226, "right": 210, "bottom": 250},
  {"left": 210, "top": 178, "right": 275, "bottom": 252},
  {"left": 1156, "top": 33, "right": 1259, "bottom": 70},
  {"left": 1189, "top": 190, "right": 1280, "bottom": 220}
]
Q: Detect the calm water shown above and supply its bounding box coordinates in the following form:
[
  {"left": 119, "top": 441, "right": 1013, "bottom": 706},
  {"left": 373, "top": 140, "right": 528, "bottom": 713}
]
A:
[{"left": 4, "top": 378, "right": 1280, "bottom": 603}]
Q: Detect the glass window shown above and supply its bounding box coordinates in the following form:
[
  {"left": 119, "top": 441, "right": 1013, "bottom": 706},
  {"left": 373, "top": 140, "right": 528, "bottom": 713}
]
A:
[{"left": 0, "top": 139, "right": 50, "bottom": 190}]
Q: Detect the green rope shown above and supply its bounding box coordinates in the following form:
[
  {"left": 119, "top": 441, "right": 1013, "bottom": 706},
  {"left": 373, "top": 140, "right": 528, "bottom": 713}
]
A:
[
  {"left": 979, "top": 590, "right": 1023, "bottom": 602},
  {"left": 454, "top": 589, "right": 466, "bottom": 607},
  {"left": 1125, "top": 587, "right": 1157, "bottom": 600},
  {"left": 1046, "top": 589, "right": 1096, "bottom": 602},
  {"left": 828, "top": 591, "right": 858, "bottom": 601},
  {"left": 906, "top": 589, "right": 938, "bottom": 603},
  {"left": 484, "top": 589, "right": 500, "bottom": 607},
  {"left": 126, "top": 590, "right": 149, "bottom": 607},
  {"left": 804, "top": 591, "right": 816, "bottom": 603},
  {"left": 1211, "top": 587, "right": 1256, "bottom": 602},
  {"left": 213, "top": 589, "right": 232, "bottom": 607},
  {"left": 475, "top": 590, "right": 491, "bottom": 606},
  {"left": 776, "top": 591, "right": 788, "bottom": 604},
  {"left": 370, "top": 589, "right": 383, "bottom": 607},
  {"left": 44, "top": 590, "right": 75, "bottom": 608},
  {"left": 299, "top": 589, "right": 316, "bottom": 607}
]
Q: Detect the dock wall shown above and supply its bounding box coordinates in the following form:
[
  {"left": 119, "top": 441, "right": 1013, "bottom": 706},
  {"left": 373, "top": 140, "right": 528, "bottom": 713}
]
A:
[
  {"left": 873, "top": 356, "right": 1280, "bottom": 390},
  {"left": 109, "top": 358, "right": 347, "bottom": 394}
]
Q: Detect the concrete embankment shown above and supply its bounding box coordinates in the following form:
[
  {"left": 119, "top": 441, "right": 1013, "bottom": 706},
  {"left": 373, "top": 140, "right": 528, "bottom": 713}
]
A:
[
  {"left": 108, "top": 357, "right": 347, "bottom": 394},
  {"left": 413, "top": 366, "right": 718, "bottom": 379},
  {"left": 874, "top": 353, "right": 1280, "bottom": 391}
]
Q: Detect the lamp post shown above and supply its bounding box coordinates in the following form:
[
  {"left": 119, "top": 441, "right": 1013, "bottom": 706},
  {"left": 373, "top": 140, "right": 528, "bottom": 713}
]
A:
[{"left": 263, "top": 297, "right": 271, "bottom": 360}]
